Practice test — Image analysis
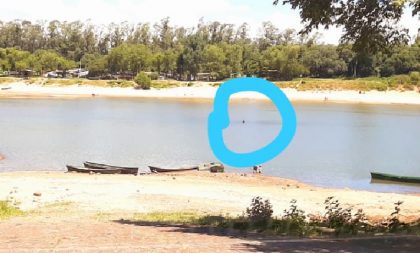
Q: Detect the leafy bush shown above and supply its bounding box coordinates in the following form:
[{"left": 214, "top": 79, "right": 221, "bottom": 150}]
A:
[
  {"left": 409, "top": 72, "right": 419, "bottom": 85},
  {"left": 134, "top": 72, "right": 151, "bottom": 90},
  {"left": 317, "top": 196, "right": 369, "bottom": 235},
  {"left": 384, "top": 201, "right": 405, "bottom": 232},
  {"left": 130, "top": 197, "right": 420, "bottom": 237},
  {"left": 246, "top": 196, "right": 273, "bottom": 226},
  {"left": 269, "top": 199, "right": 311, "bottom": 236},
  {"left": 323, "top": 196, "right": 352, "bottom": 228},
  {"left": 148, "top": 72, "right": 159, "bottom": 80}
]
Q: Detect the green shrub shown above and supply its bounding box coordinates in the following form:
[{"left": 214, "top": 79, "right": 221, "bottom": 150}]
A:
[
  {"left": 0, "top": 200, "right": 23, "bottom": 220},
  {"left": 281, "top": 199, "right": 308, "bottom": 236},
  {"left": 107, "top": 80, "right": 134, "bottom": 88},
  {"left": 371, "top": 82, "right": 388, "bottom": 91},
  {"left": 409, "top": 72, "right": 419, "bottom": 85},
  {"left": 317, "top": 196, "right": 370, "bottom": 235},
  {"left": 246, "top": 196, "right": 273, "bottom": 226},
  {"left": 385, "top": 201, "right": 405, "bottom": 233},
  {"left": 130, "top": 197, "right": 419, "bottom": 237},
  {"left": 134, "top": 72, "right": 151, "bottom": 90}
]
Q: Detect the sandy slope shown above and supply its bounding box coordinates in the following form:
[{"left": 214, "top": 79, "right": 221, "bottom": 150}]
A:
[
  {"left": 0, "top": 171, "right": 419, "bottom": 222},
  {"left": 1, "top": 82, "right": 420, "bottom": 105}
]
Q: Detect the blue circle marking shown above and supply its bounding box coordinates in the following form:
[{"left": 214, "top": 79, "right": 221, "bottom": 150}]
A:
[{"left": 208, "top": 77, "right": 297, "bottom": 168}]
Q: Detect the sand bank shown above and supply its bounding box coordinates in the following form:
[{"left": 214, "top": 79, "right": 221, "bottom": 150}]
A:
[
  {"left": 1, "top": 82, "right": 420, "bottom": 105},
  {"left": 0, "top": 171, "right": 419, "bottom": 222}
]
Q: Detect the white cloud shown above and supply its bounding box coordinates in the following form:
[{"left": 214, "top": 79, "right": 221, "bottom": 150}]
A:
[{"left": 0, "top": 0, "right": 418, "bottom": 44}]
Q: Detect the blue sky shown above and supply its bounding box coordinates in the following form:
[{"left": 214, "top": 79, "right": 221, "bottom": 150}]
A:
[{"left": 0, "top": 0, "right": 418, "bottom": 44}]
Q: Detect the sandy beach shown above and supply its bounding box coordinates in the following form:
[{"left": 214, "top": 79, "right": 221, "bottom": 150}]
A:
[
  {"left": 1, "top": 172, "right": 419, "bottom": 252},
  {"left": 1, "top": 81, "right": 420, "bottom": 105},
  {"left": 1, "top": 171, "right": 419, "bottom": 221}
]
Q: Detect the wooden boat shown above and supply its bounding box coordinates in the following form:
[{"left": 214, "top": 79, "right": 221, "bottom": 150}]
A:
[
  {"left": 84, "top": 161, "right": 138, "bottom": 175},
  {"left": 149, "top": 165, "right": 199, "bottom": 173},
  {"left": 199, "top": 162, "right": 225, "bottom": 173},
  {"left": 371, "top": 172, "right": 420, "bottom": 184},
  {"left": 67, "top": 165, "right": 122, "bottom": 174}
]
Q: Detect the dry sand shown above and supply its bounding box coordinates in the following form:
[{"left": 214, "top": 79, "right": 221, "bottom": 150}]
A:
[
  {"left": 1, "top": 82, "right": 420, "bottom": 105},
  {"left": 1, "top": 171, "right": 419, "bottom": 222},
  {"left": 1, "top": 171, "right": 419, "bottom": 252}
]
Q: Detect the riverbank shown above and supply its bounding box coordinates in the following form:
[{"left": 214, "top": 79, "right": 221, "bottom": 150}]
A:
[
  {"left": 1, "top": 81, "right": 420, "bottom": 105},
  {"left": 1, "top": 171, "right": 419, "bottom": 222}
]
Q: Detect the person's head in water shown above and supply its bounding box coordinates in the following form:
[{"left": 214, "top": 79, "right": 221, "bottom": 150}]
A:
[{"left": 242, "top": 120, "right": 245, "bottom": 124}]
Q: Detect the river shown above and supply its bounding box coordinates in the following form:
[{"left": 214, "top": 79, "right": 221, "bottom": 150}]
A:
[{"left": 1, "top": 97, "right": 419, "bottom": 193}]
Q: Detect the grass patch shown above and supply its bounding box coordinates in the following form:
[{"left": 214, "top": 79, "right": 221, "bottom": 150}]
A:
[
  {"left": 23, "top": 78, "right": 136, "bottom": 88},
  {"left": 151, "top": 80, "right": 184, "bottom": 89},
  {"left": 95, "top": 212, "right": 114, "bottom": 221},
  {"left": 44, "top": 78, "right": 82, "bottom": 86},
  {"left": 0, "top": 77, "right": 18, "bottom": 84},
  {"left": 133, "top": 212, "right": 203, "bottom": 225},
  {"left": 131, "top": 211, "right": 420, "bottom": 237},
  {"left": 131, "top": 211, "right": 318, "bottom": 236},
  {"left": 130, "top": 198, "right": 420, "bottom": 237},
  {"left": 0, "top": 201, "right": 24, "bottom": 220},
  {"left": 41, "top": 201, "right": 73, "bottom": 209},
  {"left": 6, "top": 74, "right": 420, "bottom": 91},
  {"left": 276, "top": 74, "right": 420, "bottom": 92},
  {"left": 106, "top": 80, "right": 135, "bottom": 88}
]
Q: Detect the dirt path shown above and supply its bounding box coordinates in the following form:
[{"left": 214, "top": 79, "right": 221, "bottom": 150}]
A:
[{"left": 0, "top": 215, "right": 419, "bottom": 253}]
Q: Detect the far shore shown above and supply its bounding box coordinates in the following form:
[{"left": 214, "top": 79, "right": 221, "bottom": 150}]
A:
[
  {"left": 1, "top": 171, "right": 419, "bottom": 222},
  {"left": 1, "top": 81, "right": 420, "bottom": 105}
]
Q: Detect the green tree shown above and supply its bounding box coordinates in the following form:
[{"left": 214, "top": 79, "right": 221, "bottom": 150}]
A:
[
  {"left": 302, "top": 45, "right": 347, "bottom": 77},
  {"left": 242, "top": 44, "right": 261, "bottom": 77},
  {"left": 201, "top": 44, "right": 226, "bottom": 79},
  {"left": 262, "top": 45, "right": 308, "bottom": 80},
  {"left": 134, "top": 71, "right": 151, "bottom": 89},
  {"left": 274, "top": 0, "right": 419, "bottom": 55},
  {"left": 222, "top": 43, "right": 243, "bottom": 78},
  {"left": 82, "top": 53, "right": 108, "bottom": 76},
  {"left": 34, "top": 50, "right": 75, "bottom": 73},
  {"left": 108, "top": 44, "right": 151, "bottom": 74}
]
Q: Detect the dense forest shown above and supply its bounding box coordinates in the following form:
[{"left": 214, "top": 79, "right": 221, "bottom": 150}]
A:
[{"left": 0, "top": 19, "right": 419, "bottom": 81}]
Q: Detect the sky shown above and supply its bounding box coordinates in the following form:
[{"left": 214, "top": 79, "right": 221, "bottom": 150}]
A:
[{"left": 0, "top": 0, "right": 418, "bottom": 44}]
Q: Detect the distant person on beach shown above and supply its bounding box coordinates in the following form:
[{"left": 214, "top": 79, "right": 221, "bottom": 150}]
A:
[
  {"left": 0, "top": 153, "right": 5, "bottom": 161},
  {"left": 253, "top": 165, "right": 262, "bottom": 174}
]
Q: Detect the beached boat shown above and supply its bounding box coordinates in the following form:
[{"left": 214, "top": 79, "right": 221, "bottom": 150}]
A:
[
  {"left": 149, "top": 165, "right": 199, "bottom": 173},
  {"left": 370, "top": 172, "right": 420, "bottom": 184},
  {"left": 67, "top": 165, "right": 122, "bottom": 174},
  {"left": 199, "top": 162, "right": 225, "bottom": 173},
  {"left": 84, "top": 161, "right": 138, "bottom": 175}
]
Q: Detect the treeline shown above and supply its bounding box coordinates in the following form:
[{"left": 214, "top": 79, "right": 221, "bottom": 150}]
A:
[{"left": 0, "top": 19, "right": 419, "bottom": 80}]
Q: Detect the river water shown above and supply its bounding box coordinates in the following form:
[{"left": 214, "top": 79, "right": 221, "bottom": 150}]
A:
[{"left": 1, "top": 97, "right": 419, "bottom": 193}]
